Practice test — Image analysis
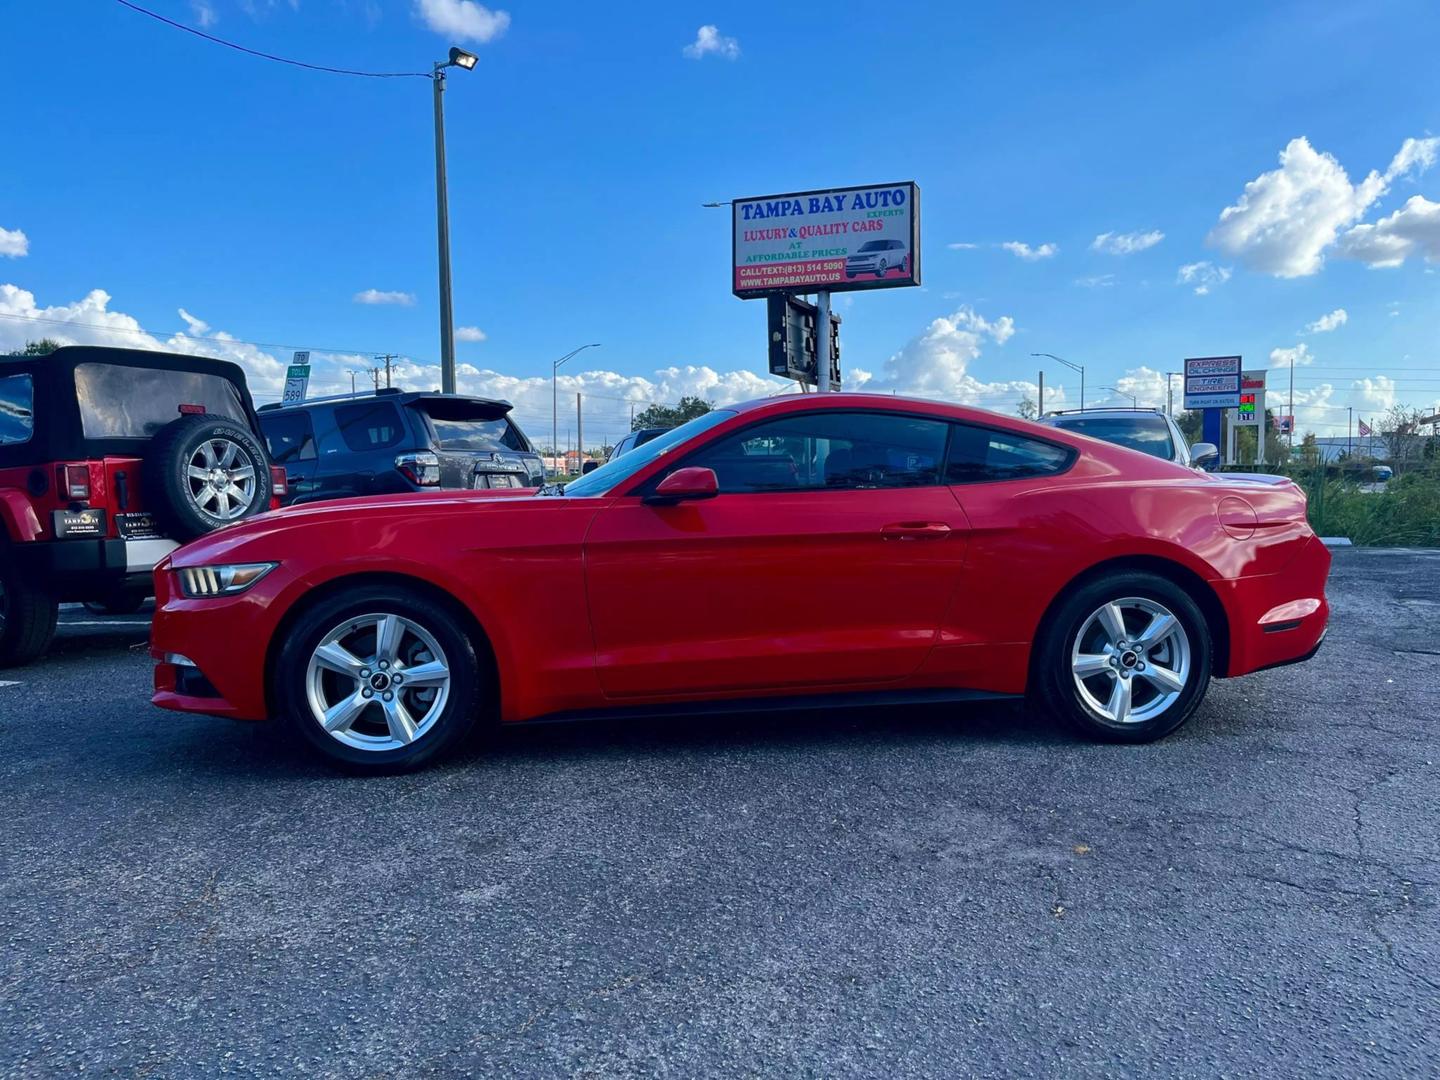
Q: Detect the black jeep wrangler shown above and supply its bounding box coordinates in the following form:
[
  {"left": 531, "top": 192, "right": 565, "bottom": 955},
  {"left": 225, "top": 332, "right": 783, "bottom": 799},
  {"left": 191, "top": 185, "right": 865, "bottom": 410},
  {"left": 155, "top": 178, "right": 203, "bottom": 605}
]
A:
[{"left": 0, "top": 346, "right": 279, "bottom": 666}]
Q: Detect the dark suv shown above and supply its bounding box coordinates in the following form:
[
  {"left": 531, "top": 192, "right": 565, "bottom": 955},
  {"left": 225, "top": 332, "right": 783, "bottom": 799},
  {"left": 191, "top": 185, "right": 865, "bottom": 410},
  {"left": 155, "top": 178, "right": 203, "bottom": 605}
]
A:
[
  {"left": 0, "top": 346, "right": 279, "bottom": 665},
  {"left": 258, "top": 389, "right": 544, "bottom": 505}
]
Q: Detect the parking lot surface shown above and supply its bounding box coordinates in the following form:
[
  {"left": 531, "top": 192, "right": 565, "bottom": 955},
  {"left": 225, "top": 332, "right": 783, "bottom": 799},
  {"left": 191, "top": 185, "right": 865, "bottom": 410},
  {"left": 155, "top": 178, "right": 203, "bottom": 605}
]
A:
[{"left": 2, "top": 548, "right": 1438, "bottom": 1077}]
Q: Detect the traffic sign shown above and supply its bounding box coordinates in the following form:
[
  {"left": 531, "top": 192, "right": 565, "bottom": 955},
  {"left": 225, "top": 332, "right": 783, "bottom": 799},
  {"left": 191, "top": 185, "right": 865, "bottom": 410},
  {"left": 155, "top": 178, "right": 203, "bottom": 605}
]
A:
[{"left": 282, "top": 350, "right": 312, "bottom": 406}]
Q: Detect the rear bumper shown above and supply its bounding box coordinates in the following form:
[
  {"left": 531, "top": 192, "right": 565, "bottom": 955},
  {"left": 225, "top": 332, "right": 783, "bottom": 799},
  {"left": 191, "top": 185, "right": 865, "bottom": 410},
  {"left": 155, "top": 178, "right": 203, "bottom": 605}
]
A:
[
  {"left": 1217, "top": 536, "right": 1332, "bottom": 677},
  {"left": 11, "top": 537, "right": 177, "bottom": 601}
]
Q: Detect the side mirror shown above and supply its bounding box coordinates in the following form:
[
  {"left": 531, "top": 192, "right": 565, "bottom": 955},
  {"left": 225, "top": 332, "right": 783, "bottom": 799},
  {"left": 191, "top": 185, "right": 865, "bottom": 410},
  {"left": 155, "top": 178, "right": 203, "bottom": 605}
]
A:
[
  {"left": 1190, "top": 442, "right": 1220, "bottom": 470},
  {"left": 644, "top": 466, "right": 718, "bottom": 505},
  {"left": 581, "top": 459, "right": 599, "bottom": 475}
]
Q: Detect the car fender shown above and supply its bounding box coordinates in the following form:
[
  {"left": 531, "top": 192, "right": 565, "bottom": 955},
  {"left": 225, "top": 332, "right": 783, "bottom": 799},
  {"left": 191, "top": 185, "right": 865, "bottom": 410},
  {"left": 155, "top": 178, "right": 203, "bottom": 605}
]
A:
[{"left": 0, "top": 489, "right": 43, "bottom": 542}]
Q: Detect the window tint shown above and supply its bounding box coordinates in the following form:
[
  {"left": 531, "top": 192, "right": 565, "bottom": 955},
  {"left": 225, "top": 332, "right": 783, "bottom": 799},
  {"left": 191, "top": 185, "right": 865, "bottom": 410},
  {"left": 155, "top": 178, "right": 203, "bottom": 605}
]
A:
[
  {"left": 0, "top": 374, "right": 35, "bottom": 446},
  {"left": 947, "top": 424, "right": 1072, "bottom": 483},
  {"left": 260, "top": 411, "right": 317, "bottom": 463},
  {"left": 335, "top": 401, "right": 405, "bottom": 452},
  {"left": 682, "top": 411, "right": 948, "bottom": 494},
  {"left": 1048, "top": 415, "right": 1174, "bottom": 460},
  {"left": 426, "top": 415, "right": 525, "bottom": 452},
  {"left": 74, "top": 364, "right": 247, "bottom": 438}
]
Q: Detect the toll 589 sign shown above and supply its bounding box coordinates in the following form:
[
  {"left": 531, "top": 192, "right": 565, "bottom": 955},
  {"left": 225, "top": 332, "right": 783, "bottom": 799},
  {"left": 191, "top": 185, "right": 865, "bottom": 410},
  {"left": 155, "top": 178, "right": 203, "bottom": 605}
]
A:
[{"left": 732, "top": 181, "right": 921, "bottom": 299}]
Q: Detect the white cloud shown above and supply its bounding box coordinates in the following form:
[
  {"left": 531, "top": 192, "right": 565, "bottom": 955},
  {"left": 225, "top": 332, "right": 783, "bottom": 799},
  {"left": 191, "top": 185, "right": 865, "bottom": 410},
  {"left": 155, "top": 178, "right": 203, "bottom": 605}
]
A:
[
  {"left": 190, "top": 1, "right": 218, "bottom": 27},
  {"left": 1269, "top": 343, "right": 1315, "bottom": 369},
  {"left": 414, "top": 0, "right": 510, "bottom": 44},
  {"left": 1207, "top": 135, "right": 1438, "bottom": 277},
  {"left": 1091, "top": 230, "right": 1164, "bottom": 255},
  {"left": 1176, "top": 261, "right": 1231, "bottom": 294},
  {"left": 1110, "top": 366, "right": 1171, "bottom": 408},
  {"left": 0, "top": 227, "right": 28, "bottom": 258},
  {"left": 353, "top": 288, "right": 415, "bottom": 306},
  {"left": 947, "top": 242, "right": 979, "bottom": 250},
  {"left": 455, "top": 326, "right": 487, "bottom": 342},
  {"left": 1353, "top": 375, "right": 1398, "bottom": 413},
  {"left": 1074, "top": 274, "right": 1115, "bottom": 288},
  {"left": 1339, "top": 195, "right": 1440, "bottom": 268},
  {"left": 683, "top": 25, "right": 740, "bottom": 60},
  {"left": 1304, "top": 308, "right": 1347, "bottom": 334},
  {"left": 1001, "top": 241, "right": 1057, "bottom": 261}
]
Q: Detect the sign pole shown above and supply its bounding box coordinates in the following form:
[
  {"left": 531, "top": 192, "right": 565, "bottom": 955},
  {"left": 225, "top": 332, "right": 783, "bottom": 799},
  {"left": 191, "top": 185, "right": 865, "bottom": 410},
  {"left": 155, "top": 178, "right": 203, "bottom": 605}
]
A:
[{"left": 815, "top": 291, "right": 832, "bottom": 393}]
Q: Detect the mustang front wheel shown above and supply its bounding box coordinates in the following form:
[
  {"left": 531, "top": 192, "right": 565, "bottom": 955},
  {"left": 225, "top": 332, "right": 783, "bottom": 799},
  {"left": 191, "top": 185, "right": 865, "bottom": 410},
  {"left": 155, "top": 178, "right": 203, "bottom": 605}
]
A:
[
  {"left": 1034, "top": 571, "right": 1212, "bottom": 743},
  {"left": 276, "top": 586, "right": 483, "bottom": 771}
]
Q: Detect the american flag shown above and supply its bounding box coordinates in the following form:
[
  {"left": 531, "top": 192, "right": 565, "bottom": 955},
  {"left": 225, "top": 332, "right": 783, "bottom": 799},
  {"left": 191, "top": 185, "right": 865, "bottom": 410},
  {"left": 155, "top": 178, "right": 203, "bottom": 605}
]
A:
[{"left": 1358, "top": 419, "right": 1372, "bottom": 437}]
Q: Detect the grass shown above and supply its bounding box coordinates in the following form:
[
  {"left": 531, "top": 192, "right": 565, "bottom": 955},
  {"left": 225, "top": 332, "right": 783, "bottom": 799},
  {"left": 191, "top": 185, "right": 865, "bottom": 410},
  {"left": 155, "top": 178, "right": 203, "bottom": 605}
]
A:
[{"left": 1294, "top": 466, "right": 1440, "bottom": 547}]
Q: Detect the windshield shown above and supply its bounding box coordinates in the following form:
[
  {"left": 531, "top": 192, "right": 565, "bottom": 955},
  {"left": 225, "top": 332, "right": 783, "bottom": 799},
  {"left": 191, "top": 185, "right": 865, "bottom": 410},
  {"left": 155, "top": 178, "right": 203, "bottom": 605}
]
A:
[
  {"left": 1051, "top": 415, "right": 1175, "bottom": 460},
  {"left": 556, "top": 409, "right": 737, "bottom": 497},
  {"left": 858, "top": 241, "right": 885, "bottom": 252}
]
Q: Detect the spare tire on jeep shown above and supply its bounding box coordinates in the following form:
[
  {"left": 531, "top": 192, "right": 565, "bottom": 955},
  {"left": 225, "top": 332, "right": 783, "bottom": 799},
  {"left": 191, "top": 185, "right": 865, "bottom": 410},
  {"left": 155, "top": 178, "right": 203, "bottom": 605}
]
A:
[{"left": 144, "top": 414, "right": 272, "bottom": 541}]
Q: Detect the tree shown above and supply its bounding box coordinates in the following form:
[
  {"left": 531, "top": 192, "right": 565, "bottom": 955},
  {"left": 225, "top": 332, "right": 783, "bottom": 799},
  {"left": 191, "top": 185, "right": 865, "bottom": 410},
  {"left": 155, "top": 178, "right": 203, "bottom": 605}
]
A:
[
  {"left": 1016, "top": 396, "right": 1038, "bottom": 421},
  {"left": 1174, "top": 410, "right": 1202, "bottom": 444},
  {"left": 1299, "top": 431, "right": 1320, "bottom": 467},
  {"left": 17, "top": 338, "right": 61, "bottom": 356},
  {"left": 1379, "top": 404, "right": 1425, "bottom": 469},
  {"left": 632, "top": 395, "right": 713, "bottom": 431}
]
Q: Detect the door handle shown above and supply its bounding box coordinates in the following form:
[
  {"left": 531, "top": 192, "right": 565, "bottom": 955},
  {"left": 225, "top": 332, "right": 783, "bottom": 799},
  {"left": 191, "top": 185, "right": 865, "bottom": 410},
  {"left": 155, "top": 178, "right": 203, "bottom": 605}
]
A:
[{"left": 880, "top": 522, "right": 951, "bottom": 540}]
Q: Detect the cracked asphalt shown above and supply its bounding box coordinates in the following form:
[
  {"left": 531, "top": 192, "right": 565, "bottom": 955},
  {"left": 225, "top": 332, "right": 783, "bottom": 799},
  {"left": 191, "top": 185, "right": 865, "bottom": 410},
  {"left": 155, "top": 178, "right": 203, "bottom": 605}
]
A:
[{"left": 1, "top": 547, "right": 1438, "bottom": 1077}]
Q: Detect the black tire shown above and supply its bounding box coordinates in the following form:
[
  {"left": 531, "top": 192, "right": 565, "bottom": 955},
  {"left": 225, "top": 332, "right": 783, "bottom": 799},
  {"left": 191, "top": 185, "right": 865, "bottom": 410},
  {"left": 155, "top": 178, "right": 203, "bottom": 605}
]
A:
[
  {"left": 274, "top": 585, "right": 485, "bottom": 772},
  {"left": 876, "top": 260, "right": 888, "bottom": 278},
  {"left": 1030, "top": 571, "right": 1212, "bottom": 744},
  {"left": 143, "top": 414, "right": 271, "bottom": 542},
  {"left": 83, "top": 591, "right": 148, "bottom": 616},
  {"left": 0, "top": 549, "right": 59, "bottom": 667}
]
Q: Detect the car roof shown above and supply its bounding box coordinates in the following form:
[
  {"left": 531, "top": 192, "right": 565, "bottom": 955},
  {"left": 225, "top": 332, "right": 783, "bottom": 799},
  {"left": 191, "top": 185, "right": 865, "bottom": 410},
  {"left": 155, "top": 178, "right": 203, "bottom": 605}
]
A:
[
  {"left": 259, "top": 389, "right": 515, "bottom": 414},
  {"left": 1, "top": 344, "right": 251, "bottom": 386}
]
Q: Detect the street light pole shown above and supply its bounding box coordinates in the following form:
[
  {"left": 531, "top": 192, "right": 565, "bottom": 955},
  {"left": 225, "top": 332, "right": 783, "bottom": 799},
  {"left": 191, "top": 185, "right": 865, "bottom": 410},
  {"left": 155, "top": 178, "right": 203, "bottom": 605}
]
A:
[
  {"left": 432, "top": 47, "right": 478, "bottom": 396},
  {"left": 1031, "top": 353, "right": 1085, "bottom": 411},
  {"left": 552, "top": 343, "right": 601, "bottom": 475},
  {"left": 1102, "top": 385, "right": 1138, "bottom": 408}
]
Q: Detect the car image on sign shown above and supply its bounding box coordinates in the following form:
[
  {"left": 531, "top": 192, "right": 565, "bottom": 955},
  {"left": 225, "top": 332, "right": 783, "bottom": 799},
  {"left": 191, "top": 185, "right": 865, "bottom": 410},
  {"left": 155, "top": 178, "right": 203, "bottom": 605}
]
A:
[
  {"left": 845, "top": 239, "right": 910, "bottom": 279},
  {"left": 151, "top": 394, "right": 1330, "bottom": 774}
]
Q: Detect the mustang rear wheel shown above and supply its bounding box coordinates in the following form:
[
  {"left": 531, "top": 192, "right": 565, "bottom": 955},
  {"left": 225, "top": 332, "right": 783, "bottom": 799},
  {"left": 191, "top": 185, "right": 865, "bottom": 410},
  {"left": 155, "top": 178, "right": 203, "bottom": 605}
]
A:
[
  {"left": 1033, "top": 571, "right": 1212, "bottom": 743},
  {"left": 276, "top": 586, "right": 483, "bottom": 771}
]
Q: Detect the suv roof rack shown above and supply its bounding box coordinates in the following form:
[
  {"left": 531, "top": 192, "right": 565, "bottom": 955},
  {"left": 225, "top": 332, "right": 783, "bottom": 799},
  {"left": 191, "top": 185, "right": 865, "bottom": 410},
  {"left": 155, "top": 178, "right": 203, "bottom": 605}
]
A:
[
  {"left": 1043, "top": 406, "right": 1166, "bottom": 417},
  {"left": 257, "top": 388, "right": 514, "bottom": 412}
]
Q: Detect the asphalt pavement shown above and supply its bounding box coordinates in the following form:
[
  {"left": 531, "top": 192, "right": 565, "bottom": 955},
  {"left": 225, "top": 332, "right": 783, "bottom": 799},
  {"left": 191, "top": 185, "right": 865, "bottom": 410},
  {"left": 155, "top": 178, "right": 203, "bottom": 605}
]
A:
[{"left": 2, "top": 548, "right": 1438, "bottom": 1077}]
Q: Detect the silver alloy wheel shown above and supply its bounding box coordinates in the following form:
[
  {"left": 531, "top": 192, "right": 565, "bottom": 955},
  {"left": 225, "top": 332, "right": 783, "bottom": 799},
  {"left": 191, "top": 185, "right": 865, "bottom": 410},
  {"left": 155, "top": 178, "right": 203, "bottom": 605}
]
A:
[
  {"left": 304, "top": 612, "right": 452, "bottom": 751},
  {"left": 1071, "top": 596, "right": 1191, "bottom": 726},
  {"left": 185, "top": 438, "right": 257, "bottom": 521}
]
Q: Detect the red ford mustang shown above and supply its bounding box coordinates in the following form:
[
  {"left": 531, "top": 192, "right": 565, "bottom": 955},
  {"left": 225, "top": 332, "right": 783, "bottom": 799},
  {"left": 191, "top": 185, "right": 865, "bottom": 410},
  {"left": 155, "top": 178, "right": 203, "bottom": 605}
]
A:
[{"left": 150, "top": 394, "right": 1329, "bottom": 771}]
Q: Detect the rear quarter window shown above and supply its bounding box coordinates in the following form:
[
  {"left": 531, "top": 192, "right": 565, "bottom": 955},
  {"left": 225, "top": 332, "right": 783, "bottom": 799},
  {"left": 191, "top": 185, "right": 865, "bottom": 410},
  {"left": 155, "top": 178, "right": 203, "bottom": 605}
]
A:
[
  {"left": 0, "top": 374, "right": 35, "bottom": 446},
  {"left": 947, "top": 423, "right": 1074, "bottom": 483},
  {"left": 260, "top": 411, "right": 318, "bottom": 463}
]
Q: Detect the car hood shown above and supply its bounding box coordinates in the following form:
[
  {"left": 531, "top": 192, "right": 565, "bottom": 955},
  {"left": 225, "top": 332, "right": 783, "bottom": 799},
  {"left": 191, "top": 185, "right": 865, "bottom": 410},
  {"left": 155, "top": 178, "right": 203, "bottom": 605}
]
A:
[{"left": 167, "top": 488, "right": 548, "bottom": 565}]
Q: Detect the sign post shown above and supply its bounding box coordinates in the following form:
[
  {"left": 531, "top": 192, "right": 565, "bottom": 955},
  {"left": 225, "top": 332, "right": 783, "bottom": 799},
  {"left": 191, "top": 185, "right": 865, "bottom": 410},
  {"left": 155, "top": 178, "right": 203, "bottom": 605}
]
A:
[
  {"left": 732, "top": 181, "right": 920, "bottom": 391},
  {"left": 282, "top": 350, "right": 312, "bottom": 406}
]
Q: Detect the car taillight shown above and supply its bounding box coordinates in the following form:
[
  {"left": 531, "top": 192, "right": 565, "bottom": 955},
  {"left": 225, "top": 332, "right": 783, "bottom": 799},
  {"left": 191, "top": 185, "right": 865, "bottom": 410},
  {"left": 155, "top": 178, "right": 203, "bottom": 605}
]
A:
[
  {"left": 270, "top": 466, "right": 288, "bottom": 499},
  {"left": 396, "top": 451, "right": 441, "bottom": 487},
  {"left": 62, "top": 464, "right": 91, "bottom": 501}
]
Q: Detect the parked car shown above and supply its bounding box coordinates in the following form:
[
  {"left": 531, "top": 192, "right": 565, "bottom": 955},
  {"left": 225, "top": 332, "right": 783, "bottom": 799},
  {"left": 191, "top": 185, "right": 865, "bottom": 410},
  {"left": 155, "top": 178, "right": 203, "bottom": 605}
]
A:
[
  {"left": 845, "top": 238, "right": 909, "bottom": 278},
  {"left": 151, "top": 393, "right": 1330, "bottom": 772},
  {"left": 1040, "top": 408, "right": 1219, "bottom": 469},
  {"left": 607, "top": 427, "right": 672, "bottom": 463},
  {"left": 0, "top": 345, "right": 280, "bottom": 665},
  {"left": 258, "top": 389, "right": 544, "bottom": 505}
]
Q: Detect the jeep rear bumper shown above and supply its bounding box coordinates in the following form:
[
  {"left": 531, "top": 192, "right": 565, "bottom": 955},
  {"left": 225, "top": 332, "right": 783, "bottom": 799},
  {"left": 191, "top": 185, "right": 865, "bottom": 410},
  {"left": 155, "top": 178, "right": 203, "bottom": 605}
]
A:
[{"left": 10, "top": 538, "right": 178, "bottom": 602}]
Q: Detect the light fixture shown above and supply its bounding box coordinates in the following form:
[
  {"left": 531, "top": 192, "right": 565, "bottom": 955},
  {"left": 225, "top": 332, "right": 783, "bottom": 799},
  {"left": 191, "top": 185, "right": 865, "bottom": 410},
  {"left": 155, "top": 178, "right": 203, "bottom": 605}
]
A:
[{"left": 448, "top": 47, "right": 478, "bottom": 70}]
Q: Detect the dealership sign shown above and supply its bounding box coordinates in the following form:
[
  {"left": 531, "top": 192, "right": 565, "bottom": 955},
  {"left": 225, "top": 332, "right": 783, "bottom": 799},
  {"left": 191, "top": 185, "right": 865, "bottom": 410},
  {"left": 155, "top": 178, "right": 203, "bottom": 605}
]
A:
[
  {"left": 732, "top": 182, "right": 920, "bottom": 299},
  {"left": 1182, "top": 355, "right": 1241, "bottom": 410}
]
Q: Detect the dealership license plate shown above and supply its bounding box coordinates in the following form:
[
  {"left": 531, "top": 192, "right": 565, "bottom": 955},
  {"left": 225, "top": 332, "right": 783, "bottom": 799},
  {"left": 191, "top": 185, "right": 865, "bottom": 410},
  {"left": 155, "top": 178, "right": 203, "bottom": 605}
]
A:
[
  {"left": 115, "top": 512, "right": 163, "bottom": 540},
  {"left": 52, "top": 508, "right": 107, "bottom": 539}
]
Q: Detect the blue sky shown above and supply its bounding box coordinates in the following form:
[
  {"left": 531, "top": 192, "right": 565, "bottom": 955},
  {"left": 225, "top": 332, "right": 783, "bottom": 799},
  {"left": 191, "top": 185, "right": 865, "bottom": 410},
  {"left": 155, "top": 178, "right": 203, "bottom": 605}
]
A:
[{"left": 3, "top": 0, "right": 1439, "bottom": 446}]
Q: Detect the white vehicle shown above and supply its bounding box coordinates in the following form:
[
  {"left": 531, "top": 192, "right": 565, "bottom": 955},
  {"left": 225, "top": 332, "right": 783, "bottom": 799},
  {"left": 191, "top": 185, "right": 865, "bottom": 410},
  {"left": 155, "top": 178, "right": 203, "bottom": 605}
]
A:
[
  {"left": 1040, "top": 408, "right": 1218, "bottom": 470},
  {"left": 844, "top": 238, "right": 909, "bottom": 279}
]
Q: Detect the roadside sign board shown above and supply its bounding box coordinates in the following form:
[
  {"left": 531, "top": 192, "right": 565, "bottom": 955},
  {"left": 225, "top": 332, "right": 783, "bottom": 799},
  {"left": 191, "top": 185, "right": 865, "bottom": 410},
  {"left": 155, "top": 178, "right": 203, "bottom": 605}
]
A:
[
  {"left": 282, "top": 350, "right": 311, "bottom": 406},
  {"left": 1183, "top": 355, "right": 1242, "bottom": 410},
  {"left": 732, "top": 182, "right": 920, "bottom": 298},
  {"left": 1276, "top": 415, "right": 1294, "bottom": 434},
  {"left": 1235, "top": 369, "right": 1266, "bottom": 426}
]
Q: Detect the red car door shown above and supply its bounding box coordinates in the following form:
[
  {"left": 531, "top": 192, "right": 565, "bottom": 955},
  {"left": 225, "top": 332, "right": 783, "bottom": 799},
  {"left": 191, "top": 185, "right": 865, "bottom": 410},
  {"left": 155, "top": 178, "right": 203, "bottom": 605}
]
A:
[{"left": 583, "top": 409, "right": 970, "bottom": 699}]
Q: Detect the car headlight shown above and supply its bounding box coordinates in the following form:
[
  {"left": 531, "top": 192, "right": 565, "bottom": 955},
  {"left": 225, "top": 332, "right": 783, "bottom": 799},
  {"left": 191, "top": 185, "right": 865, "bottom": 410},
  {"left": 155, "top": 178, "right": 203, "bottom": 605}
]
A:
[{"left": 177, "top": 562, "right": 277, "bottom": 598}]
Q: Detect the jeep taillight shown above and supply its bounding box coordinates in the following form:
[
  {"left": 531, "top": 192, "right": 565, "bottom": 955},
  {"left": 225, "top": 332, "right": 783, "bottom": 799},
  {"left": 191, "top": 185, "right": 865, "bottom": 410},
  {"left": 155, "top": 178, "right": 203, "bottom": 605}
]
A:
[
  {"left": 62, "top": 464, "right": 91, "bottom": 501},
  {"left": 396, "top": 452, "right": 441, "bottom": 487}
]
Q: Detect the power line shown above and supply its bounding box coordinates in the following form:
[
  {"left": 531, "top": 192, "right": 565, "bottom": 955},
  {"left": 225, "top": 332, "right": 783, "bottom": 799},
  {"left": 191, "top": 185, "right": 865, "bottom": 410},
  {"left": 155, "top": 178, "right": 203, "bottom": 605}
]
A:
[{"left": 113, "top": 0, "right": 430, "bottom": 79}]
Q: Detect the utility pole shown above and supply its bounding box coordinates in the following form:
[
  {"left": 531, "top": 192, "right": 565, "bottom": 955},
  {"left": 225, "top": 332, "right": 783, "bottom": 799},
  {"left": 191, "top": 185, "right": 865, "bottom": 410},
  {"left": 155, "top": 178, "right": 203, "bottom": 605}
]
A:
[
  {"left": 816, "top": 291, "right": 832, "bottom": 392},
  {"left": 1348, "top": 407, "right": 1353, "bottom": 460},
  {"left": 373, "top": 354, "right": 398, "bottom": 390},
  {"left": 576, "top": 392, "right": 584, "bottom": 471},
  {"left": 1037, "top": 370, "right": 1044, "bottom": 417},
  {"left": 431, "top": 48, "right": 479, "bottom": 394}
]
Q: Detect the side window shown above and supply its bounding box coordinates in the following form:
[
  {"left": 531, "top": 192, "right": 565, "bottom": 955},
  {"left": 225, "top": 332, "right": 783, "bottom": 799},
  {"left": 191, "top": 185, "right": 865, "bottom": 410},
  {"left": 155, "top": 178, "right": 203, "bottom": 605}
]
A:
[
  {"left": 0, "top": 374, "right": 35, "bottom": 446},
  {"left": 260, "top": 411, "right": 317, "bottom": 464},
  {"left": 947, "top": 423, "right": 1073, "bottom": 484},
  {"left": 334, "top": 402, "right": 405, "bottom": 452},
  {"left": 681, "top": 411, "right": 949, "bottom": 494}
]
